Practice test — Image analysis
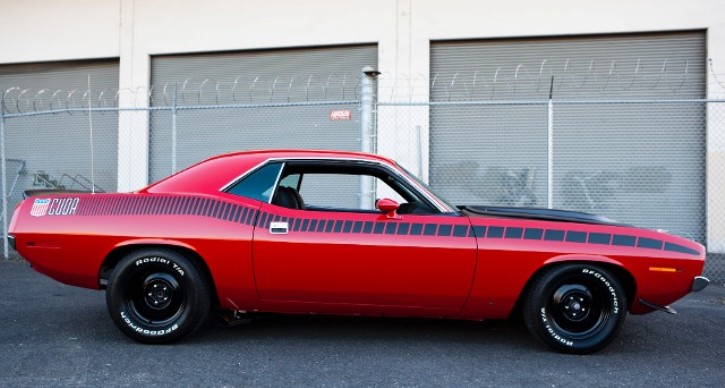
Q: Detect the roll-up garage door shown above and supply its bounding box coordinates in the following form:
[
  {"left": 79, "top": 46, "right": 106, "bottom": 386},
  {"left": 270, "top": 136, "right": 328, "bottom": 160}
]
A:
[
  {"left": 149, "top": 45, "right": 377, "bottom": 183},
  {"left": 0, "top": 60, "right": 119, "bottom": 210},
  {"left": 430, "top": 31, "right": 706, "bottom": 242}
]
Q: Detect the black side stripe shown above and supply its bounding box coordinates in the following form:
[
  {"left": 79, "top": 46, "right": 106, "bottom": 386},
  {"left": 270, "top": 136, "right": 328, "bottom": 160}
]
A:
[
  {"left": 524, "top": 228, "right": 543, "bottom": 240},
  {"left": 438, "top": 224, "right": 452, "bottom": 237},
  {"left": 385, "top": 223, "right": 397, "bottom": 235},
  {"left": 664, "top": 242, "right": 700, "bottom": 256},
  {"left": 363, "top": 221, "right": 373, "bottom": 234},
  {"left": 74, "top": 196, "right": 700, "bottom": 257},
  {"left": 505, "top": 227, "right": 523, "bottom": 239},
  {"left": 487, "top": 226, "right": 504, "bottom": 238},
  {"left": 637, "top": 237, "right": 663, "bottom": 250},
  {"left": 588, "top": 232, "right": 611, "bottom": 244},
  {"left": 423, "top": 224, "right": 437, "bottom": 236},
  {"left": 399, "top": 223, "right": 411, "bottom": 235}
]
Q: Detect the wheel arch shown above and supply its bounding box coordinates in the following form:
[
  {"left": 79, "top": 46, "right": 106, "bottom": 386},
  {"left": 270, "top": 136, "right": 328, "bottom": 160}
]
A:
[
  {"left": 510, "top": 255, "right": 637, "bottom": 320},
  {"left": 99, "top": 240, "right": 220, "bottom": 309}
]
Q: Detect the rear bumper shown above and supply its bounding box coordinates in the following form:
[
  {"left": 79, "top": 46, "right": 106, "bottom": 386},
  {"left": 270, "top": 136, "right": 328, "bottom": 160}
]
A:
[{"left": 691, "top": 276, "right": 709, "bottom": 292}]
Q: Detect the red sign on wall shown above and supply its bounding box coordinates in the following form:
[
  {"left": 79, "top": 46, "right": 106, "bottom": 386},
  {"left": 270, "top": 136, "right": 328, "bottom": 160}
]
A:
[{"left": 329, "top": 110, "right": 352, "bottom": 120}]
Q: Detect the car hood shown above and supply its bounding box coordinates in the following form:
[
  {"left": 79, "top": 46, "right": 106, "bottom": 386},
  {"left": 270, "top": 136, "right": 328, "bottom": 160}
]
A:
[{"left": 459, "top": 205, "right": 624, "bottom": 226}]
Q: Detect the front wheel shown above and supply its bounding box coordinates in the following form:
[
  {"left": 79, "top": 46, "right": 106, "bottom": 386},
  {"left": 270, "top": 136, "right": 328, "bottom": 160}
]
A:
[
  {"left": 523, "top": 264, "right": 627, "bottom": 354},
  {"left": 106, "top": 249, "right": 211, "bottom": 343}
]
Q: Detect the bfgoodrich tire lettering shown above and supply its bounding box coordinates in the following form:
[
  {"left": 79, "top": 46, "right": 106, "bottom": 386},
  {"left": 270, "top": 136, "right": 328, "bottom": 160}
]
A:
[
  {"left": 523, "top": 264, "right": 627, "bottom": 354},
  {"left": 106, "top": 249, "right": 211, "bottom": 344}
]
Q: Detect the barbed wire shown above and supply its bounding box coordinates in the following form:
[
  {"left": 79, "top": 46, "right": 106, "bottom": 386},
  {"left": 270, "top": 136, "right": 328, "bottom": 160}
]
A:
[
  {"left": 1, "top": 58, "right": 724, "bottom": 113},
  {"left": 425, "top": 58, "right": 712, "bottom": 101}
]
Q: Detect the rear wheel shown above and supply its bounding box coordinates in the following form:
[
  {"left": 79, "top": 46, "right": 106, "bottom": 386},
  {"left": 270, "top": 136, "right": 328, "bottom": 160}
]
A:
[
  {"left": 523, "top": 263, "right": 627, "bottom": 354},
  {"left": 106, "top": 248, "right": 211, "bottom": 343}
]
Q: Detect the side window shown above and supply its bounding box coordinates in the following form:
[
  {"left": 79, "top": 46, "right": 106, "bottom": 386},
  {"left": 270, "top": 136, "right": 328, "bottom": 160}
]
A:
[
  {"left": 226, "top": 162, "right": 283, "bottom": 202},
  {"left": 299, "top": 173, "right": 406, "bottom": 211},
  {"left": 278, "top": 173, "right": 300, "bottom": 190}
]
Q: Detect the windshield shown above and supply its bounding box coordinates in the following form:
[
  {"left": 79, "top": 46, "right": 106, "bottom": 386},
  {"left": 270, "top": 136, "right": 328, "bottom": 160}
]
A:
[{"left": 398, "top": 165, "right": 458, "bottom": 212}]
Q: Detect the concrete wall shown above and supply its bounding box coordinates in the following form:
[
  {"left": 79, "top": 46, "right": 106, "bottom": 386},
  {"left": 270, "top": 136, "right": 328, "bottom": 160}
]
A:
[{"left": 2, "top": 0, "right": 722, "bottom": 94}]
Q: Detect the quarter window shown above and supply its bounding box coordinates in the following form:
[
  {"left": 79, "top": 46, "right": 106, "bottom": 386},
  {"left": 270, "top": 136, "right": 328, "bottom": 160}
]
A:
[{"left": 226, "top": 162, "right": 283, "bottom": 202}]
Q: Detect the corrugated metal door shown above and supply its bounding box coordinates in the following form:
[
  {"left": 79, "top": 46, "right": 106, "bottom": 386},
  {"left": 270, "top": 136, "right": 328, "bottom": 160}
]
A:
[
  {"left": 149, "top": 45, "right": 377, "bottom": 183},
  {"left": 0, "top": 60, "right": 119, "bottom": 209},
  {"left": 430, "top": 32, "right": 706, "bottom": 241}
]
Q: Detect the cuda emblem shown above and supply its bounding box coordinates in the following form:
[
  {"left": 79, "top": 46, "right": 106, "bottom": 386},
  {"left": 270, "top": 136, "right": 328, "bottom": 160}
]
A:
[
  {"left": 30, "top": 199, "right": 50, "bottom": 217},
  {"left": 30, "top": 197, "right": 79, "bottom": 217}
]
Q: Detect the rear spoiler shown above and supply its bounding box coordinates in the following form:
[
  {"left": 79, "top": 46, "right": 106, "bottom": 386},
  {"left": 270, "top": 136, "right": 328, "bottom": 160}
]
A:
[{"left": 23, "top": 189, "right": 92, "bottom": 199}]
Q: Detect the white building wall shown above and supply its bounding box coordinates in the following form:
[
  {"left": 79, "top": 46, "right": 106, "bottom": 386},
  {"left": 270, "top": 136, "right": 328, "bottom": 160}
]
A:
[
  {"left": 0, "top": 0, "right": 121, "bottom": 63},
  {"left": 1, "top": 0, "right": 724, "bottom": 248}
]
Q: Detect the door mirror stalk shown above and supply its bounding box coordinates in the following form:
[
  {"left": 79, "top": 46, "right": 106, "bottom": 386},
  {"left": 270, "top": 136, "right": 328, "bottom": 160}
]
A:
[{"left": 376, "top": 198, "right": 401, "bottom": 219}]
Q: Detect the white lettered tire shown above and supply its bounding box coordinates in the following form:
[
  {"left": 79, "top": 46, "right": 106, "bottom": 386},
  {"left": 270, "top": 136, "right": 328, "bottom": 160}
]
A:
[
  {"left": 523, "top": 263, "right": 627, "bottom": 354},
  {"left": 106, "top": 248, "right": 211, "bottom": 344}
]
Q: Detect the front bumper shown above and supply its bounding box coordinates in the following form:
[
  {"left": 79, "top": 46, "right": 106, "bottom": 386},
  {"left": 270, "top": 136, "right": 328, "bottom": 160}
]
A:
[
  {"left": 692, "top": 276, "right": 709, "bottom": 292},
  {"left": 638, "top": 276, "right": 711, "bottom": 314}
]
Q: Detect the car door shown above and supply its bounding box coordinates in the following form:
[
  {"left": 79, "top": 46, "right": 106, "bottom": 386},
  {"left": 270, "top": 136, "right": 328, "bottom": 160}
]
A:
[{"left": 251, "top": 160, "right": 477, "bottom": 314}]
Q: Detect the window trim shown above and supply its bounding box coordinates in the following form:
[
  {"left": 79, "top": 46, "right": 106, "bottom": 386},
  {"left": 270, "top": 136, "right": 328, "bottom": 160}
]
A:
[
  {"left": 220, "top": 157, "right": 454, "bottom": 213},
  {"left": 271, "top": 162, "right": 286, "bottom": 200}
]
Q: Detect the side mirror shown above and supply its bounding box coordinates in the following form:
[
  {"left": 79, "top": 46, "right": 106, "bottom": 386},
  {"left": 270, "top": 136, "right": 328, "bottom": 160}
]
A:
[{"left": 376, "top": 198, "right": 400, "bottom": 219}]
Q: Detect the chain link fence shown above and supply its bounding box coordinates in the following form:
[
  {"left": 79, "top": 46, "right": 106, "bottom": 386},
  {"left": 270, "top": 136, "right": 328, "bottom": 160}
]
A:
[
  {"left": 1, "top": 92, "right": 723, "bottom": 281},
  {"left": 379, "top": 99, "right": 724, "bottom": 281},
  {"left": 148, "top": 101, "right": 362, "bottom": 182},
  {"left": 0, "top": 106, "right": 119, "bottom": 259}
]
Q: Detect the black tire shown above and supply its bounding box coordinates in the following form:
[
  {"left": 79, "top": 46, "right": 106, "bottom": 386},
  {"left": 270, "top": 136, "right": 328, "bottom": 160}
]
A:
[
  {"left": 523, "top": 264, "right": 627, "bottom": 354},
  {"left": 106, "top": 248, "right": 211, "bottom": 344}
]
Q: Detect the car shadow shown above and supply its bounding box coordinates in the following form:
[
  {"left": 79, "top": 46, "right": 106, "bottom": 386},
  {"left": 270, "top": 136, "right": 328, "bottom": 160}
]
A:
[{"left": 187, "top": 313, "right": 537, "bottom": 351}]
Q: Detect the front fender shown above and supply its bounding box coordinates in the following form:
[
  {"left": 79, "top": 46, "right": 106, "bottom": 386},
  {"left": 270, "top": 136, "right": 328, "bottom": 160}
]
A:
[{"left": 544, "top": 254, "right": 624, "bottom": 268}]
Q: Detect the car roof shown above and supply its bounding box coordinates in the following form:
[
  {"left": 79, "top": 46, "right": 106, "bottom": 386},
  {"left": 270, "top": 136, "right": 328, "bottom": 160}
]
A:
[
  {"left": 143, "top": 149, "right": 397, "bottom": 195},
  {"left": 205, "top": 149, "right": 395, "bottom": 164}
]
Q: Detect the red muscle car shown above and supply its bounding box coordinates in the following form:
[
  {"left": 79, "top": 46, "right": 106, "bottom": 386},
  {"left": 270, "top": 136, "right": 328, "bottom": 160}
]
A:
[{"left": 8, "top": 150, "right": 709, "bottom": 353}]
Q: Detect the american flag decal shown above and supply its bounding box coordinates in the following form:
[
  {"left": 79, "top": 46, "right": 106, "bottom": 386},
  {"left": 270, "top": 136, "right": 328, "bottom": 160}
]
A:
[{"left": 30, "top": 198, "right": 50, "bottom": 217}]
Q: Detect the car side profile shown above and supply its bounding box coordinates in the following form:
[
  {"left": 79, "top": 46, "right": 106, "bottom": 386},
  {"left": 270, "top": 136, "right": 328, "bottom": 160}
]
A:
[{"left": 8, "top": 149, "right": 709, "bottom": 353}]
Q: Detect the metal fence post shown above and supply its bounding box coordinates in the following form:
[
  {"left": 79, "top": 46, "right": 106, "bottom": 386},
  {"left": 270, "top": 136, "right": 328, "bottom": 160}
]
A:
[
  {"left": 1, "top": 94, "right": 8, "bottom": 260},
  {"left": 359, "top": 66, "right": 379, "bottom": 209},
  {"left": 416, "top": 124, "right": 423, "bottom": 179},
  {"left": 547, "top": 77, "right": 554, "bottom": 209},
  {"left": 171, "top": 84, "right": 178, "bottom": 174}
]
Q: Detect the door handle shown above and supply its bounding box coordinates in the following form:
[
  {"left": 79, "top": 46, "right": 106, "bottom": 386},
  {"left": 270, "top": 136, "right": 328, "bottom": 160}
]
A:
[{"left": 269, "top": 221, "right": 289, "bottom": 234}]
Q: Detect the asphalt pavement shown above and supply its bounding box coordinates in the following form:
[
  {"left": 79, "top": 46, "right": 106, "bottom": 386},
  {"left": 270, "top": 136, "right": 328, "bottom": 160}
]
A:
[{"left": 0, "top": 260, "right": 723, "bottom": 387}]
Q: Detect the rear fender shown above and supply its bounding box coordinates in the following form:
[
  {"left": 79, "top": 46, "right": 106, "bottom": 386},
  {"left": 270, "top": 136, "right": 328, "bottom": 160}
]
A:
[
  {"left": 99, "top": 238, "right": 222, "bottom": 311},
  {"left": 112, "top": 238, "right": 199, "bottom": 254},
  {"left": 100, "top": 239, "right": 203, "bottom": 284}
]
